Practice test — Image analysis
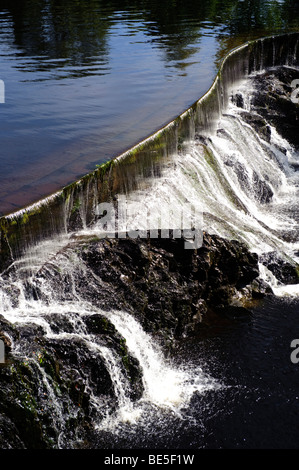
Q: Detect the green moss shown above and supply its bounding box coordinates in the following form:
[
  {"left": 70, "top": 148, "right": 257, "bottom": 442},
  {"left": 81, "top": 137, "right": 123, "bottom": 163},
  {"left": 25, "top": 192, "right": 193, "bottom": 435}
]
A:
[
  {"left": 64, "top": 192, "right": 71, "bottom": 205},
  {"left": 119, "top": 338, "right": 130, "bottom": 372},
  {"left": 95, "top": 159, "right": 114, "bottom": 176},
  {"left": 71, "top": 198, "right": 81, "bottom": 214},
  {"left": 0, "top": 218, "right": 8, "bottom": 234},
  {"left": 10, "top": 361, "right": 38, "bottom": 414},
  {"left": 37, "top": 349, "right": 60, "bottom": 382},
  {"left": 21, "top": 212, "right": 30, "bottom": 225},
  {"left": 100, "top": 317, "right": 110, "bottom": 331}
]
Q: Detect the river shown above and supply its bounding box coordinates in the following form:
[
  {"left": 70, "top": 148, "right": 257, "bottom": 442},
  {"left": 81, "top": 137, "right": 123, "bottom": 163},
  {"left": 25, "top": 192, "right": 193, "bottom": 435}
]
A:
[
  {"left": 0, "top": 0, "right": 299, "bottom": 215},
  {"left": 0, "top": 0, "right": 299, "bottom": 451}
]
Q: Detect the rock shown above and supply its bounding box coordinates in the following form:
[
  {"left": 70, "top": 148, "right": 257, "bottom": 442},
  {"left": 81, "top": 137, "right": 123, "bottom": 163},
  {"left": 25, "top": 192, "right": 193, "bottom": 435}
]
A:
[
  {"left": 250, "top": 278, "right": 274, "bottom": 298},
  {"left": 239, "top": 111, "right": 272, "bottom": 143},
  {"left": 231, "top": 92, "right": 244, "bottom": 108},
  {"left": 0, "top": 314, "right": 19, "bottom": 353},
  {"left": 248, "top": 67, "right": 299, "bottom": 150},
  {"left": 252, "top": 170, "right": 274, "bottom": 204},
  {"left": 259, "top": 251, "right": 299, "bottom": 285},
  {"left": 36, "top": 232, "right": 262, "bottom": 336},
  {"left": 224, "top": 160, "right": 274, "bottom": 204},
  {"left": 0, "top": 414, "right": 26, "bottom": 449},
  {"left": 0, "top": 229, "right": 272, "bottom": 448},
  {"left": 0, "top": 332, "right": 11, "bottom": 352},
  {"left": 0, "top": 297, "right": 144, "bottom": 449}
]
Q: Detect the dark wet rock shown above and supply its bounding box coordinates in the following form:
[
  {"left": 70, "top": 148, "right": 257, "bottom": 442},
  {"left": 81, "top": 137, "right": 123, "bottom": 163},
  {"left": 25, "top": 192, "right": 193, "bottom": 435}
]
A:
[
  {"left": 84, "top": 313, "right": 117, "bottom": 336},
  {"left": 0, "top": 231, "right": 265, "bottom": 445},
  {"left": 0, "top": 311, "right": 144, "bottom": 449},
  {"left": 0, "top": 232, "right": 272, "bottom": 448},
  {"left": 248, "top": 66, "right": 299, "bottom": 150},
  {"left": 0, "top": 315, "right": 19, "bottom": 354},
  {"left": 224, "top": 158, "right": 273, "bottom": 204},
  {"left": 0, "top": 331, "right": 11, "bottom": 352},
  {"left": 31, "top": 233, "right": 262, "bottom": 338},
  {"left": 252, "top": 170, "right": 274, "bottom": 203},
  {"left": 259, "top": 251, "right": 299, "bottom": 285},
  {"left": 0, "top": 359, "right": 52, "bottom": 449},
  {"left": 0, "top": 413, "right": 26, "bottom": 449},
  {"left": 239, "top": 111, "right": 272, "bottom": 143},
  {"left": 250, "top": 278, "right": 274, "bottom": 298},
  {"left": 231, "top": 92, "right": 244, "bottom": 109},
  {"left": 233, "top": 161, "right": 250, "bottom": 186}
]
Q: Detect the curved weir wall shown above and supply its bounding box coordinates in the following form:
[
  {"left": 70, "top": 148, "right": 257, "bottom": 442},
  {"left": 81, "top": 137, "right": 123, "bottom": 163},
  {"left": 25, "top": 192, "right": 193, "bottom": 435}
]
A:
[{"left": 0, "top": 32, "right": 299, "bottom": 269}]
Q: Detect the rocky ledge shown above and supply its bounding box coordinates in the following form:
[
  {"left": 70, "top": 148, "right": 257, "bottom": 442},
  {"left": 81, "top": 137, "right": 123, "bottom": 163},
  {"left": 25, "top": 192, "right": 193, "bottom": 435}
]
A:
[
  {"left": 232, "top": 65, "right": 299, "bottom": 154},
  {"left": 33, "top": 232, "right": 272, "bottom": 336},
  {"left": 0, "top": 232, "right": 271, "bottom": 448},
  {"left": 249, "top": 65, "right": 299, "bottom": 152}
]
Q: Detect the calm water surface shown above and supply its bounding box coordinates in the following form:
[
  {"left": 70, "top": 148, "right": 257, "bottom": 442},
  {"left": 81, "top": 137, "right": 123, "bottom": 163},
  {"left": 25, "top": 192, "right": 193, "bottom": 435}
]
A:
[{"left": 0, "top": 0, "right": 299, "bottom": 215}]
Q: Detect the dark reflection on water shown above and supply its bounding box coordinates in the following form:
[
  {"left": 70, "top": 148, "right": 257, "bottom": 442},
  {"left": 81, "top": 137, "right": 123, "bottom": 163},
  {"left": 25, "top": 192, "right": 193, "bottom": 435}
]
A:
[
  {"left": 0, "top": 0, "right": 299, "bottom": 214},
  {"left": 176, "top": 296, "right": 299, "bottom": 449}
]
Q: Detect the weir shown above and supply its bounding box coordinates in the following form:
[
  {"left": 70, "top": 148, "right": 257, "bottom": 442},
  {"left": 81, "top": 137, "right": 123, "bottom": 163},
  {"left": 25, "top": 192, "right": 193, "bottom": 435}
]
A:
[
  {"left": 0, "top": 31, "right": 299, "bottom": 447},
  {"left": 0, "top": 32, "right": 299, "bottom": 270}
]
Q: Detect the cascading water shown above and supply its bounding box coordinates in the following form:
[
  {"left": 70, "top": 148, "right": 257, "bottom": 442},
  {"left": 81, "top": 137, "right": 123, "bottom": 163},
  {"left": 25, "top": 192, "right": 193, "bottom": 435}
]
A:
[
  {"left": 0, "top": 235, "right": 219, "bottom": 448},
  {"left": 105, "top": 66, "right": 299, "bottom": 295},
  {"left": 1, "top": 36, "right": 299, "bottom": 449},
  {"left": 96, "top": 310, "right": 218, "bottom": 433}
]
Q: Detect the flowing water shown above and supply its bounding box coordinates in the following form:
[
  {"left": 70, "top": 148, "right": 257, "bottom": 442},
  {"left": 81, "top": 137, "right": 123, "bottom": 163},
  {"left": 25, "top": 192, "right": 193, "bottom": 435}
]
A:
[
  {"left": 0, "top": 250, "right": 220, "bottom": 448},
  {"left": 1, "top": 0, "right": 299, "bottom": 450},
  {"left": 1, "top": 61, "right": 299, "bottom": 448},
  {"left": 1, "top": 0, "right": 299, "bottom": 215}
]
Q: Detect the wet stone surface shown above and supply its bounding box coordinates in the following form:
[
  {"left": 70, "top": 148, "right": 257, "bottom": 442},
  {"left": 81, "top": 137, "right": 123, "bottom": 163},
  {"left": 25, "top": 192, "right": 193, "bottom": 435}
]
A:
[{"left": 0, "top": 232, "right": 268, "bottom": 448}]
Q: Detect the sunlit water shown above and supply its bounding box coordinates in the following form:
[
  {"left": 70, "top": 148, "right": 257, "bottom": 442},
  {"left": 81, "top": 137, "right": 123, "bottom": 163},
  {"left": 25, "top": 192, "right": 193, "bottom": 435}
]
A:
[
  {"left": 1, "top": 65, "right": 299, "bottom": 448},
  {"left": 1, "top": 0, "right": 299, "bottom": 214},
  {"left": 1, "top": 1, "right": 299, "bottom": 450}
]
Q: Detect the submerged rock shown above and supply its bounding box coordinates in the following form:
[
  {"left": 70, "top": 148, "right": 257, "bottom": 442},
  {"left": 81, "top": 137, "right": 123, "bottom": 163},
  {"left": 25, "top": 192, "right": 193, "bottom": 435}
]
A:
[
  {"left": 231, "top": 92, "right": 244, "bottom": 109},
  {"left": 252, "top": 170, "right": 274, "bottom": 204}
]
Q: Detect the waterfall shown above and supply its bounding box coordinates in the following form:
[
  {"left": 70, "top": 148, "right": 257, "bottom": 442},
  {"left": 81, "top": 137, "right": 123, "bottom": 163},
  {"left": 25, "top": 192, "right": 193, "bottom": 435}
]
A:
[
  {"left": 0, "top": 295, "right": 218, "bottom": 445},
  {"left": 1, "top": 33, "right": 299, "bottom": 448},
  {"left": 1, "top": 33, "right": 299, "bottom": 270},
  {"left": 0, "top": 236, "right": 219, "bottom": 446},
  {"left": 106, "top": 310, "right": 216, "bottom": 406},
  {"left": 91, "top": 71, "right": 299, "bottom": 268}
]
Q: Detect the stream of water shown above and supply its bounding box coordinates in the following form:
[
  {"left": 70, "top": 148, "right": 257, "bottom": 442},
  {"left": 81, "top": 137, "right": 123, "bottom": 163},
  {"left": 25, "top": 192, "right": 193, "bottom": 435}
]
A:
[{"left": 1, "top": 63, "right": 299, "bottom": 449}]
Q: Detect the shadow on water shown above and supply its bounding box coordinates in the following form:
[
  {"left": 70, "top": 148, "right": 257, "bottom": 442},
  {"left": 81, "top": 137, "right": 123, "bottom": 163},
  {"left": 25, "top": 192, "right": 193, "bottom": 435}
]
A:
[{"left": 171, "top": 296, "right": 299, "bottom": 449}]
